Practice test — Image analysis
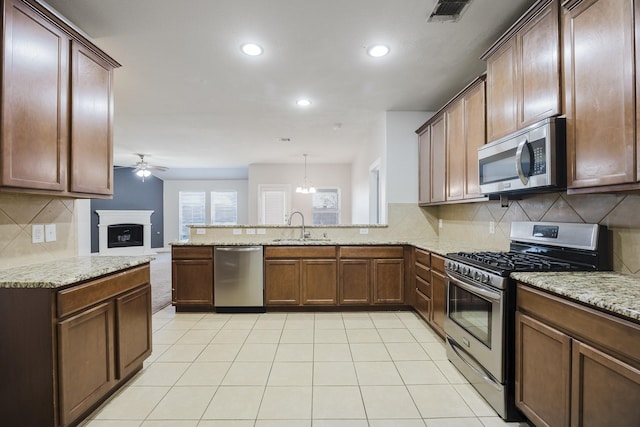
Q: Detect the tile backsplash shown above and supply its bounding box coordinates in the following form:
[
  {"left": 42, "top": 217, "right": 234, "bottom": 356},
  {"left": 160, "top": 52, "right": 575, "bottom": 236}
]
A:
[
  {"left": 0, "top": 193, "right": 77, "bottom": 268},
  {"left": 433, "top": 192, "right": 640, "bottom": 276}
]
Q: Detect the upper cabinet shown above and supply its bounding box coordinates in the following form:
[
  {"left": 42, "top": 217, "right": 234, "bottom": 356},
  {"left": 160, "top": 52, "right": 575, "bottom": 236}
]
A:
[
  {"left": 482, "top": 0, "right": 561, "bottom": 142},
  {"left": 563, "top": 0, "right": 640, "bottom": 193},
  {"left": 416, "top": 76, "right": 486, "bottom": 206},
  {"left": 0, "top": 0, "right": 120, "bottom": 198}
]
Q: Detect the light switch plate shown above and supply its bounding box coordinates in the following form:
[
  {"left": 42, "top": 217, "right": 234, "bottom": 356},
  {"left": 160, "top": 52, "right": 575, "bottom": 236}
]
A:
[
  {"left": 45, "top": 224, "right": 56, "bottom": 242},
  {"left": 232, "top": 229, "right": 242, "bottom": 235},
  {"left": 246, "top": 228, "right": 256, "bottom": 235},
  {"left": 32, "top": 224, "right": 44, "bottom": 243},
  {"left": 196, "top": 228, "right": 206, "bottom": 235},
  {"left": 359, "top": 228, "right": 369, "bottom": 235},
  {"left": 257, "top": 228, "right": 266, "bottom": 235}
]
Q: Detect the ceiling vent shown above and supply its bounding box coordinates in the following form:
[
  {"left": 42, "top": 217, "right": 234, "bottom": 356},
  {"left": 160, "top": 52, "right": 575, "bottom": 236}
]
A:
[{"left": 427, "top": 0, "right": 473, "bottom": 23}]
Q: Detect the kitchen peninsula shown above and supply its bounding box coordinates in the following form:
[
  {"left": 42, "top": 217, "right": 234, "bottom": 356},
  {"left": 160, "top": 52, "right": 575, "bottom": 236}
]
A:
[{"left": 0, "top": 256, "right": 154, "bottom": 427}]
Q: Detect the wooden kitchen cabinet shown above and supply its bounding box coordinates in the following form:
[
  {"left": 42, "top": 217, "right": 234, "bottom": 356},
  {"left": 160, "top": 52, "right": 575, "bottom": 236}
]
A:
[
  {"left": 563, "top": 0, "right": 640, "bottom": 193},
  {"left": 0, "top": 0, "right": 119, "bottom": 198},
  {"left": 339, "top": 246, "right": 406, "bottom": 305},
  {"left": 446, "top": 77, "right": 487, "bottom": 201},
  {"left": 413, "top": 248, "right": 432, "bottom": 322},
  {"left": 172, "top": 246, "right": 214, "bottom": 310},
  {"left": 69, "top": 42, "right": 114, "bottom": 196},
  {"left": 516, "top": 283, "right": 640, "bottom": 427},
  {"left": 418, "top": 126, "right": 432, "bottom": 205},
  {"left": 430, "top": 254, "right": 447, "bottom": 338},
  {"left": 264, "top": 246, "right": 337, "bottom": 307},
  {"left": 430, "top": 115, "right": 447, "bottom": 203},
  {"left": 0, "top": 263, "right": 152, "bottom": 427},
  {"left": 483, "top": 0, "right": 560, "bottom": 141}
]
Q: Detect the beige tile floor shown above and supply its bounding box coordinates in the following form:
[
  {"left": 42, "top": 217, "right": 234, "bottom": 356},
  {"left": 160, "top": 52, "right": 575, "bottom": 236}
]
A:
[{"left": 81, "top": 308, "right": 531, "bottom": 427}]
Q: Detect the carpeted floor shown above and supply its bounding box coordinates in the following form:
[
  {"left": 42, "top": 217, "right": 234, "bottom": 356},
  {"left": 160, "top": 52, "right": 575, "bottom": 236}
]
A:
[{"left": 150, "top": 252, "right": 172, "bottom": 313}]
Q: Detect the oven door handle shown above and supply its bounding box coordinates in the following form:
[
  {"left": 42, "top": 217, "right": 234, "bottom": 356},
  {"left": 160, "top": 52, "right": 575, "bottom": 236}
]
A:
[
  {"left": 447, "top": 337, "right": 502, "bottom": 391},
  {"left": 448, "top": 275, "right": 502, "bottom": 302}
]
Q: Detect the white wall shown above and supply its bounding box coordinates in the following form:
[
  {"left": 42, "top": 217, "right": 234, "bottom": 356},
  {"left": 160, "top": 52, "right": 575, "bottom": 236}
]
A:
[
  {"left": 386, "top": 111, "right": 434, "bottom": 203},
  {"left": 163, "top": 180, "right": 249, "bottom": 245},
  {"left": 248, "top": 163, "right": 352, "bottom": 224},
  {"left": 351, "top": 113, "right": 386, "bottom": 224}
]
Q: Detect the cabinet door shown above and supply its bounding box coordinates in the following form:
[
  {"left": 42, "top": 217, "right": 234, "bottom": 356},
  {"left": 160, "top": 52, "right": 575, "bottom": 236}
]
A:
[
  {"left": 414, "top": 289, "right": 431, "bottom": 323},
  {"left": 464, "top": 80, "right": 486, "bottom": 199},
  {"left": 339, "top": 259, "right": 370, "bottom": 305},
  {"left": 446, "top": 99, "right": 465, "bottom": 201},
  {"left": 486, "top": 38, "right": 517, "bottom": 141},
  {"left": 430, "top": 115, "right": 447, "bottom": 203},
  {"left": 58, "top": 301, "right": 115, "bottom": 427},
  {"left": 265, "top": 259, "right": 300, "bottom": 305},
  {"left": 302, "top": 259, "right": 337, "bottom": 305},
  {"left": 116, "top": 284, "right": 152, "bottom": 379},
  {"left": 564, "top": 0, "right": 636, "bottom": 189},
  {"left": 430, "top": 270, "right": 446, "bottom": 336},
  {"left": 372, "top": 259, "right": 404, "bottom": 304},
  {"left": 1, "top": 0, "right": 69, "bottom": 191},
  {"left": 517, "top": 0, "right": 560, "bottom": 128},
  {"left": 418, "top": 127, "right": 431, "bottom": 205},
  {"left": 69, "top": 42, "right": 114, "bottom": 196},
  {"left": 515, "top": 312, "right": 571, "bottom": 427},
  {"left": 171, "top": 259, "right": 214, "bottom": 306},
  {"left": 571, "top": 340, "right": 640, "bottom": 427}
]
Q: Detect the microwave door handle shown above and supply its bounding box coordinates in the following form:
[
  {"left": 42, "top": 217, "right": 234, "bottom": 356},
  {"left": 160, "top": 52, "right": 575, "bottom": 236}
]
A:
[{"left": 515, "top": 139, "right": 531, "bottom": 185}]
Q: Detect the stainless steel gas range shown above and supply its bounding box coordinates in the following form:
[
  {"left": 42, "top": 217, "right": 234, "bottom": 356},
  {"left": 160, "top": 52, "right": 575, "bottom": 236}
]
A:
[{"left": 444, "top": 221, "right": 611, "bottom": 421}]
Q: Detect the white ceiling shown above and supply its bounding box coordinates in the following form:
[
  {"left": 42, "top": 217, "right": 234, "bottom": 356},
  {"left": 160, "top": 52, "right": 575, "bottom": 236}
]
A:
[{"left": 45, "top": 0, "right": 535, "bottom": 179}]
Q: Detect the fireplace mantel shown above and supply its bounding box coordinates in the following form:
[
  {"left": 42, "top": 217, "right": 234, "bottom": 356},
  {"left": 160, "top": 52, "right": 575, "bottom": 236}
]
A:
[{"left": 96, "top": 210, "right": 155, "bottom": 255}]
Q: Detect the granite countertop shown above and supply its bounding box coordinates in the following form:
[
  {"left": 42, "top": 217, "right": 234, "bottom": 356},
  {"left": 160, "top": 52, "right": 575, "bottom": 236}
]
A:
[
  {"left": 0, "top": 256, "right": 154, "bottom": 289},
  {"left": 511, "top": 271, "right": 640, "bottom": 323}
]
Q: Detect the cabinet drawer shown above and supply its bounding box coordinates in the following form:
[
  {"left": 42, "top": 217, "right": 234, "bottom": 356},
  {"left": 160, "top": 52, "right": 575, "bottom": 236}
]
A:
[
  {"left": 431, "top": 254, "right": 446, "bottom": 273},
  {"left": 265, "top": 246, "right": 336, "bottom": 258},
  {"left": 415, "top": 289, "right": 431, "bottom": 322},
  {"left": 416, "top": 275, "right": 431, "bottom": 297},
  {"left": 415, "top": 249, "right": 430, "bottom": 267},
  {"left": 416, "top": 262, "right": 431, "bottom": 282},
  {"left": 172, "top": 246, "right": 213, "bottom": 259},
  {"left": 339, "top": 246, "right": 404, "bottom": 258},
  {"left": 57, "top": 265, "right": 150, "bottom": 318}
]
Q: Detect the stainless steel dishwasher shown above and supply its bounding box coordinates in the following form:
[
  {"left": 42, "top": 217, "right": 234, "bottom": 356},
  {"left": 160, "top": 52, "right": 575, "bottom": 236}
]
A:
[{"left": 214, "top": 246, "right": 264, "bottom": 312}]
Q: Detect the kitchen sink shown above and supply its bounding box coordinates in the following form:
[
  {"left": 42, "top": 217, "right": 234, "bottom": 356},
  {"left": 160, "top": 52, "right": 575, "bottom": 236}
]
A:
[{"left": 271, "top": 238, "right": 332, "bottom": 243}]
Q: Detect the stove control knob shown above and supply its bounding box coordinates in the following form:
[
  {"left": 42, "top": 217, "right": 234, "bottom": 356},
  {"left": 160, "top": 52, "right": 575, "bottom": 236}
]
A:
[
  {"left": 474, "top": 271, "right": 481, "bottom": 280},
  {"left": 462, "top": 267, "right": 469, "bottom": 276},
  {"left": 481, "top": 274, "right": 490, "bottom": 284}
]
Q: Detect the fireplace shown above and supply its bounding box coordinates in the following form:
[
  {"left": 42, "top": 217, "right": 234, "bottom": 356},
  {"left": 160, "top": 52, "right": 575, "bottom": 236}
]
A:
[
  {"left": 96, "top": 210, "right": 155, "bottom": 255},
  {"left": 108, "top": 224, "right": 144, "bottom": 248}
]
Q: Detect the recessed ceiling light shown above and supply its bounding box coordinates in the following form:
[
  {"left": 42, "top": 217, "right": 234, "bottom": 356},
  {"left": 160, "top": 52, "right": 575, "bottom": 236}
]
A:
[
  {"left": 241, "top": 43, "right": 263, "bottom": 56},
  {"left": 296, "top": 99, "right": 312, "bottom": 107},
  {"left": 367, "top": 44, "right": 390, "bottom": 57}
]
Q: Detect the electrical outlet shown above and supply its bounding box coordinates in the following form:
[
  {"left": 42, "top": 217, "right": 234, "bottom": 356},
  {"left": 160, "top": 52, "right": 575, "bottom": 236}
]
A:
[
  {"left": 45, "top": 224, "right": 56, "bottom": 242},
  {"left": 359, "top": 228, "right": 369, "bottom": 235},
  {"left": 196, "top": 228, "right": 206, "bottom": 235},
  {"left": 32, "top": 224, "right": 44, "bottom": 243},
  {"left": 246, "top": 228, "right": 256, "bottom": 235},
  {"left": 232, "top": 229, "right": 242, "bottom": 235},
  {"left": 438, "top": 219, "right": 443, "bottom": 229},
  {"left": 489, "top": 221, "right": 495, "bottom": 234},
  {"left": 257, "top": 228, "right": 266, "bottom": 235}
]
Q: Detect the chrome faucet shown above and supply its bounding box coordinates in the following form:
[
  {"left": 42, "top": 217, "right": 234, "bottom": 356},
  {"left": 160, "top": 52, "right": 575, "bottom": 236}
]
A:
[{"left": 288, "top": 211, "right": 309, "bottom": 239}]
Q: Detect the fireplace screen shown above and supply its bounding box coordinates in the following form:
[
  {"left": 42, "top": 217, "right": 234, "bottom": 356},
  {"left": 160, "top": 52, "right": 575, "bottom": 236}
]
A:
[{"left": 107, "top": 223, "right": 144, "bottom": 248}]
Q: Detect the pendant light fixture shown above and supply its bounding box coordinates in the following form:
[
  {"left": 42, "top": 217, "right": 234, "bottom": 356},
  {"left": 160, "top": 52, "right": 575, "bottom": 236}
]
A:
[{"left": 295, "top": 154, "right": 316, "bottom": 194}]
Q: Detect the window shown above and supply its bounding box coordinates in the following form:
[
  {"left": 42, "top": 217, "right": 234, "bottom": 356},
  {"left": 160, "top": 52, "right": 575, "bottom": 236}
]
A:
[
  {"left": 211, "top": 191, "right": 238, "bottom": 224},
  {"left": 259, "top": 185, "right": 290, "bottom": 225},
  {"left": 178, "top": 191, "right": 206, "bottom": 240},
  {"left": 312, "top": 188, "right": 340, "bottom": 225}
]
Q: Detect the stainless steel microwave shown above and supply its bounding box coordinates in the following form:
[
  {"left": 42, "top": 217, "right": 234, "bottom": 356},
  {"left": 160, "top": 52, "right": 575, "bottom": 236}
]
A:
[{"left": 478, "top": 117, "right": 565, "bottom": 195}]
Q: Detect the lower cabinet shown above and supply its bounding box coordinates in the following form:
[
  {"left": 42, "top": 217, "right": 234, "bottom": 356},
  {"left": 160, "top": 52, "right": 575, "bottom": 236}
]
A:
[
  {"left": 264, "top": 246, "right": 337, "bottom": 306},
  {"left": 430, "top": 254, "right": 447, "bottom": 338},
  {"left": 516, "top": 283, "right": 640, "bottom": 427},
  {"left": 0, "top": 263, "right": 152, "bottom": 427},
  {"left": 171, "top": 246, "right": 214, "bottom": 309},
  {"left": 264, "top": 245, "right": 407, "bottom": 307}
]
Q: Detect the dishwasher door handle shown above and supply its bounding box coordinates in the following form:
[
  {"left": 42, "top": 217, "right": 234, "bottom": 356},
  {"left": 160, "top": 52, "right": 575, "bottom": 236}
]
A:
[{"left": 216, "top": 247, "right": 262, "bottom": 252}]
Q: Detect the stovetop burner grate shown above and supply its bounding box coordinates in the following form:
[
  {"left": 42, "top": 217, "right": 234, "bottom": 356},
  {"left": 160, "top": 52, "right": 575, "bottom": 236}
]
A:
[{"left": 448, "top": 250, "right": 584, "bottom": 274}]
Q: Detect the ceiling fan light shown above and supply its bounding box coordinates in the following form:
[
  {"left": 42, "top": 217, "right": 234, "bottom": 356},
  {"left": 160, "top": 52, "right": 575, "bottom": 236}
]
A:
[{"left": 136, "top": 169, "right": 151, "bottom": 177}]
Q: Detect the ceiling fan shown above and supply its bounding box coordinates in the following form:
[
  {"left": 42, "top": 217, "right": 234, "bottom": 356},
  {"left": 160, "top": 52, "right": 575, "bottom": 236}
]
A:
[{"left": 131, "top": 154, "right": 168, "bottom": 181}]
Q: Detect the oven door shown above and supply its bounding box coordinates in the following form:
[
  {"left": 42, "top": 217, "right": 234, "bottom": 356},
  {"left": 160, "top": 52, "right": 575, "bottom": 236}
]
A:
[{"left": 445, "top": 273, "right": 505, "bottom": 382}]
